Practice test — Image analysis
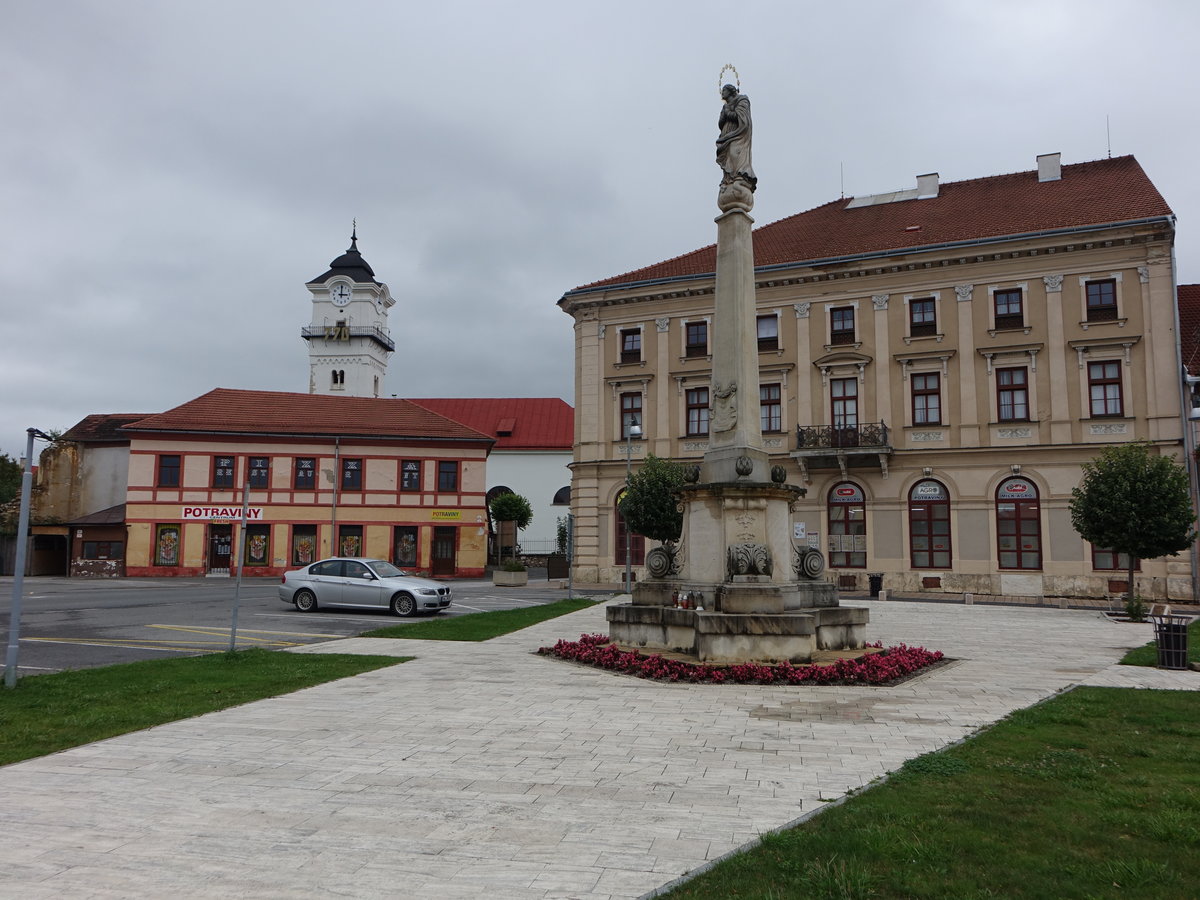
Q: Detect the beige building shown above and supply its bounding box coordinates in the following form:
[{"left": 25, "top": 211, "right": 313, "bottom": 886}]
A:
[{"left": 559, "top": 154, "right": 1192, "bottom": 600}]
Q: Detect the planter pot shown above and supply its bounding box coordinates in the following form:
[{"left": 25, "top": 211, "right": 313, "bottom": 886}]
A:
[{"left": 493, "top": 570, "right": 528, "bottom": 586}]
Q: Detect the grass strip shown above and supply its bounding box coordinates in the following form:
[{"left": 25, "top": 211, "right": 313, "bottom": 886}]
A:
[
  {"left": 664, "top": 686, "right": 1200, "bottom": 900},
  {"left": 0, "top": 648, "right": 405, "bottom": 767},
  {"left": 1120, "top": 616, "right": 1200, "bottom": 666},
  {"left": 361, "top": 597, "right": 597, "bottom": 641}
]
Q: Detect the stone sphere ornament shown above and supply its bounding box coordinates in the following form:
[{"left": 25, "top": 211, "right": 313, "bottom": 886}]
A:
[
  {"left": 684, "top": 465, "right": 701, "bottom": 484},
  {"left": 735, "top": 456, "right": 754, "bottom": 478},
  {"left": 770, "top": 465, "right": 787, "bottom": 484}
]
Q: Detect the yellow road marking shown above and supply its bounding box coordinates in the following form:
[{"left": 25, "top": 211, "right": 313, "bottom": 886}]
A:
[
  {"left": 145, "top": 624, "right": 298, "bottom": 646},
  {"left": 151, "top": 625, "right": 347, "bottom": 639}
]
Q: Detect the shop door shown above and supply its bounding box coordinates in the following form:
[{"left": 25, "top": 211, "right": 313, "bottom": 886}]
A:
[
  {"left": 431, "top": 526, "right": 457, "bottom": 576},
  {"left": 208, "top": 524, "right": 232, "bottom": 576}
]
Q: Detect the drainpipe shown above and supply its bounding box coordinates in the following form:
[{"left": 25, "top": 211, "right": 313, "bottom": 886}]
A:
[{"left": 330, "top": 437, "right": 340, "bottom": 557}]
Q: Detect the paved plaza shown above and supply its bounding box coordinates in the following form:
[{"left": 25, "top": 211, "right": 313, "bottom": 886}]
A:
[{"left": 0, "top": 598, "right": 1196, "bottom": 899}]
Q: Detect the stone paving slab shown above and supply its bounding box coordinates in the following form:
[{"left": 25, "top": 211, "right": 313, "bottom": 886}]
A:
[{"left": 0, "top": 599, "right": 1195, "bottom": 899}]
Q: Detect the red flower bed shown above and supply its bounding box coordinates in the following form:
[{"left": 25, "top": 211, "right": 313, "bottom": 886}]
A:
[{"left": 537, "top": 633, "right": 943, "bottom": 685}]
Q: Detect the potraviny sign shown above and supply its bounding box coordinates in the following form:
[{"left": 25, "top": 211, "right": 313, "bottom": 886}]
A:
[{"left": 181, "top": 507, "right": 264, "bottom": 520}]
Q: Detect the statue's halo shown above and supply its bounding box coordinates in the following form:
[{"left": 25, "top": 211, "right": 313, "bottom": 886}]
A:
[{"left": 718, "top": 63, "right": 740, "bottom": 95}]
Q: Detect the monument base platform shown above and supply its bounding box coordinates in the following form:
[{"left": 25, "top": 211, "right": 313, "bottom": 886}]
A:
[{"left": 606, "top": 603, "right": 869, "bottom": 664}]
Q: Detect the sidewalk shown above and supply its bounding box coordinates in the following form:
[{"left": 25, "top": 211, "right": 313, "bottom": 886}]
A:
[{"left": 0, "top": 599, "right": 1195, "bottom": 899}]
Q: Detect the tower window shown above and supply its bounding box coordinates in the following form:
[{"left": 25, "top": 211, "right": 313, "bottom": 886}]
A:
[{"left": 331, "top": 370, "right": 345, "bottom": 388}]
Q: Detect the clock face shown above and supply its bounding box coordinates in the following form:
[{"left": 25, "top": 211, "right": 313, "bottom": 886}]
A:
[{"left": 331, "top": 283, "right": 351, "bottom": 307}]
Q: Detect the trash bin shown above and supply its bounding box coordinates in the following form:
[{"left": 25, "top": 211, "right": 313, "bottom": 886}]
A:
[
  {"left": 1150, "top": 614, "right": 1190, "bottom": 670},
  {"left": 868, "top": 573, "right": 883, "bottom": 597}
]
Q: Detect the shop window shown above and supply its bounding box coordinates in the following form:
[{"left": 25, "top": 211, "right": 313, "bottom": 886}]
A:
[
  {"left": 212, "top": 455, "right": 235, "bottom": 489},
  {"left": 757, "top": 314, "right": 779, "bottom": 351},
  {"left": 620, "top": 392, "right": 643, "bottom": 439},
  {"left": 401, "top": 459, "right": 422, "bottom": 491},
  {"left": 997, "top": 367, "right": 1029, "bottom": 421},
  {"left": 341, "top": 457, "right": 363, "bottom": 490},
  {"left": 828, "top": 482, "right": 866, "bottom": 569},
  {"left": 686, "top": 387, "right": 710, "bottom": 436},
  {"left": 338, "top": 525, "right": 363, "bottom": 558},
  {"left": 243, "top": 524, "right": 270, "bottom": 566},
  {"left": 620, "top": 328, "right": 642, "bottom": 363},
  {"left": 908, "top": 480, "right": 951, "bottom": 569},
  {"left": 248, "top": 456, "right": 270, "bottom": 489},
  {"left": 685, "top": 321, "right": 708, "bottom": 358},
  {"left": 82, "top": 540, "right": 123, "bottom": 560},
  {"left": 291, "top": 525, "right": 317, "bottom": 565},
  {"left": 437, "top": 461, "right": 459, "bottom": 492},
  {"left": 1086, "top": 279, "right": 1118, "bottom": 322},
  {"left": 294, "top": 457, "right": 316, "bottom": 490},
  {"left": 994, "top": 288, "right": 1024, "bottom": 330},
  {"left": 912, "top": 373, "right": 941, "bottom": 425},
  {"left": 154, "top": 524, "right": 181, "bottom": 566},
  {"left": 157, "top": 455, "right": 181, "bottom": 488},
  {"left": 909, "top": 298, "right": 937, "bottom": 337},
  {"left": 830, "top": 306, "right": 855, "bottom": 345},
  {"left": 1088, "top": 361, "right": 1123, "bottom": 417},
  {"left": 996, "top": 477, "right": 1041, "bottom": 570},
  {"left": 394, "top": 526, "right": 419, "bottom": 568},
  {"left": 760, "top": 383, "right": 782, "bottom": 432}
]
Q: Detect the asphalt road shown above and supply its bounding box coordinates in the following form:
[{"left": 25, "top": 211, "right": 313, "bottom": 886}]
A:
[{"left": 0, "top": 576, "right": 608, "bottom": 678}]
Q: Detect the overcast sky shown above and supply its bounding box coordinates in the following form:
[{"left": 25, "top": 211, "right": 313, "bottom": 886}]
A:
[{"left": 3, "top": 0, "right": 1199, "bottom": 458}]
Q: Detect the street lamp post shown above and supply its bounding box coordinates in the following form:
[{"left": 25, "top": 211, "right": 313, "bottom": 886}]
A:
[
  {"left": 5, "top": 428, "right": 54, "bottom": 688},
  {"left": 624, "top": 415, "right": 642, "bottom": 594}
]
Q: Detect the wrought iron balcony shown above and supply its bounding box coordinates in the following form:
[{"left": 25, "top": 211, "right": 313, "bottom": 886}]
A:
[
  {"left": 796, "top": 421, "right": 889, "bottom": 451},
  {"left": 300, "top": 325, "right": 395, "bottom": 353},
  {"left": 792, "top": 421, "right": 892, "bottom": 480}
]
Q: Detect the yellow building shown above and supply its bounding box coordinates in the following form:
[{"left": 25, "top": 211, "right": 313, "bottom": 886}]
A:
[
  {"left": 123, "top": 388, "right": 493, "bottom": 577},
  {"left": 559, "top": 154, "right": 1192, "bottom": 600}
]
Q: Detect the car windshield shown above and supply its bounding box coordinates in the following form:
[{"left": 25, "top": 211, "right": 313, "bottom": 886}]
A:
[{"left": 367, "top": 560, "right": 408, "bottom": 578}]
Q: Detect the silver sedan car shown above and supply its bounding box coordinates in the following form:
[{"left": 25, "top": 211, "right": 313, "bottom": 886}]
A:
[{"left": 278, "top": 557, "right": 452, "bottom": 617}]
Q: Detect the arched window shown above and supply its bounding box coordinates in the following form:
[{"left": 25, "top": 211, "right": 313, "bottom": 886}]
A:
[
  {"left": 996, "top": 477, "right": 1041, "bottom": 570},
  {"left": 614, "top": 494, "right": 644, "bottom": 567},
  {"left": 828, "top": 482, "right": 866, "bottom": 569},
  {"left": 552, "top": 486, "right": 571, "bottom": 505},
  {"left": 908, "top": 480, "right": 951, "bottom": 569}
]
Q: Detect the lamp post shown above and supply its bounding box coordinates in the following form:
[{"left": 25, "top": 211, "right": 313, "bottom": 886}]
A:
[
  {"left": 5, "top": 428, "right": 54, "bottom": 688},
  {"left": 624, "top": 415, "right": 642, "bottom": 594}
]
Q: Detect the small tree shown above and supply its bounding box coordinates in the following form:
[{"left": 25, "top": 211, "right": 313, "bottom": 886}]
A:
[
  {"left": 489, "top": 491, "right": 533, "bottom": 562},
  {"left": 619, "top": 454, "right": 686, "bottom": 544},
  {"left": 1069, "top": 441, "right": 1196, "bottom": 603}
]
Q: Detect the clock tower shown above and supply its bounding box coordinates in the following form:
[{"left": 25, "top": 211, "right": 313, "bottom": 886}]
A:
[{"left": 303, "top": 227, "right": 395, "bottom": 397}]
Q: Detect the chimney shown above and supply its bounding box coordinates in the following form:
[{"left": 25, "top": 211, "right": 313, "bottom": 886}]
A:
[
  {"left": 1037, "top": 152, "right": 1061, "bottom": 183},
  {"left": 916, "top": 172, "right": 939, "bottom": 199}
]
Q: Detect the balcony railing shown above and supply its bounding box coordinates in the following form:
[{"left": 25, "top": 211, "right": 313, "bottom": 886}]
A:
[
  {"left": 300, "top": 325, "right": 396, "bottom": 352},
  {"left": 796, "top": 421, "right": 890, "bottom": 451}
]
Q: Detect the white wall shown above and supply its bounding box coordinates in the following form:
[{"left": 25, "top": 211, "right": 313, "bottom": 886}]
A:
[{"left": 487, "top": 450, "right": 572, "bottom": 549}]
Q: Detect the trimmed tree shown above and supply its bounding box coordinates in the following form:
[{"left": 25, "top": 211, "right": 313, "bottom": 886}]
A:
[
  {"left": 489, "top": 491, "right": 533, "bottom": 563},
  {"left": 619, "top": 454, "right": 686, "bottom": 544},
  {"left": 1069, "top": 441, "right": 1196, "bottom": 604}
]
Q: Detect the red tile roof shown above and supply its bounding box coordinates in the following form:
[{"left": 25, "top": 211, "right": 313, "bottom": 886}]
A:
[
  {"left": 63, "top": 414, "right": 155, "bottom": 443},
  {"left": 1179, "top": 285, "right": 1200, "bottom": 375},
  {"left": 569, "top": 156, "right": 1173, "bottom": 293},
  {"left": 408, "top": 398, "right": 574, "bottom": 451},
  {"left": 123, "top": 389, "right": 493, "bottom": 444}
]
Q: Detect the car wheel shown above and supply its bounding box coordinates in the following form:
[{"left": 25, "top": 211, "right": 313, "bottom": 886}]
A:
[
  {"left": 294, "top": 589, "right": 318, "bottom": 612},
  {"left": 391, "top": 593, "right": 417, "bottom": 617}
]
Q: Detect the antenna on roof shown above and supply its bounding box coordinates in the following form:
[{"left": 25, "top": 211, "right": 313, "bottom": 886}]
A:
[
  {"left": 840, "top": 161, "right": 845, "bottom": 200},
  {"left": 1106, "top": 115, "right": 1111, "bottom": 158}
]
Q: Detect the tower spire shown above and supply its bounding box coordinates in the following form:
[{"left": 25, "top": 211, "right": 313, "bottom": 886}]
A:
[{"left": 350, "top": 218, "right": 358, "bottom": 249}]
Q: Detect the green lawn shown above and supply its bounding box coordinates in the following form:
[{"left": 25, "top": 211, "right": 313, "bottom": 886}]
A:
[
  {"left": 0, "top": 648, "right": 405, "bottom": 766},
  {"left": 664, "top": 687, "right": 1200, "bottom": 900},
  {"left": 360, "top": 597, "right": 597, "bottom": 640},
  {"left": 1120, "top": 616, "right": 1200, "bottom": 667}
]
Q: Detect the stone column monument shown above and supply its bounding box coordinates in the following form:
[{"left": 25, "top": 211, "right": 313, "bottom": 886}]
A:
[{"left": 606, "top": 78, "right": 868, "bottom": 663}]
